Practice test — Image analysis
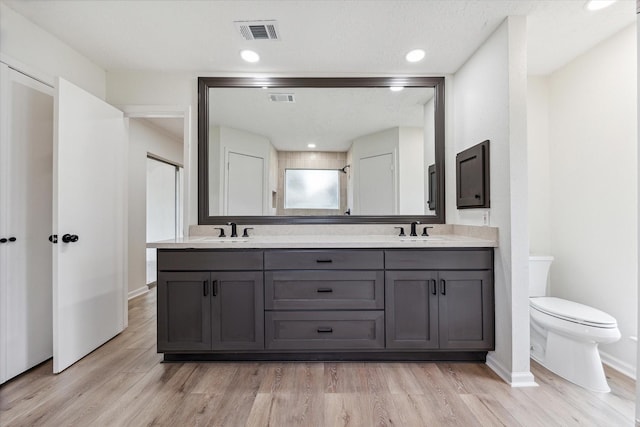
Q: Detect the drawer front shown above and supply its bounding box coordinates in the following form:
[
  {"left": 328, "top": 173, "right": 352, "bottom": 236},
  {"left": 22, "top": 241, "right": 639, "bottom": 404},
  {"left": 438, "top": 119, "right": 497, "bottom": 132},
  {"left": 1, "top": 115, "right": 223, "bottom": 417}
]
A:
[
  {"left": 265, "top": 311, "right": 384, "bottom": 350},
  {"left": 385, "top": 249, "right": 493, "bottom": 270},
  {"left": 157, "top": 250, "right": 263, "bottom": 271},
  {"left": 265, "top": 271, "right": 384, "bottom": 310},
  {"left": 265, "top": 250, "right": 383, "bottom": 270}
]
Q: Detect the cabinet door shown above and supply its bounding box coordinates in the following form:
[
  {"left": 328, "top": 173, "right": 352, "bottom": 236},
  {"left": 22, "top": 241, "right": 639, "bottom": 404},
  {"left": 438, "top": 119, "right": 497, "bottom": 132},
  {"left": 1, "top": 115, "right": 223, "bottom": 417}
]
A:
[
  {"left": 438, "top": 270, "right": 493, "bottom": 349},
  {"left": 157, "top": 272, "right": 211, "bottom": 352},
  {"left": 211, "top": 272, "right": 264, "bottom": 350},
  {"left": 385, "top": 271, "right": 439, "bottom": 349}
]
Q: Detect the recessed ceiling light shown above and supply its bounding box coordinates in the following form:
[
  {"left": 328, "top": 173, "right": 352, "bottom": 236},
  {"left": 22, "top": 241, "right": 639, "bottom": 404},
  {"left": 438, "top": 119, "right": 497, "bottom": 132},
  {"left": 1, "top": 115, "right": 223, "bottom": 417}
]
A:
[
  {"left": 240, "top": 49, "right": 260, "bottom": 63},
  {"left": 585, "top": 0, "right": 617, "bottom": 11},
  {"left": 405, "top": 49, "right": 425, "bottom": 63},
  {"left": 307, "top": 143, "right": 316, "bottom": 148},
  {"left": 389, "top": 86, "right": 404, "bottom": 92}
]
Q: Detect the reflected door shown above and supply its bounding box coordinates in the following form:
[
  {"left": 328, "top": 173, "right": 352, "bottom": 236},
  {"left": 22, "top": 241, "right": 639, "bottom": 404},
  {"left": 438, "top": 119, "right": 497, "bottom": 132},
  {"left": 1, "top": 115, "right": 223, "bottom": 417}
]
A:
[
  {"left": 358, "top": 153, "right": 395, "bottom": 214},
  {"left": 53, "top": 78, "right": 127, "bottom": 373},
  {"left": 226, "top": 151, "right": 264, "bottom": 215}
]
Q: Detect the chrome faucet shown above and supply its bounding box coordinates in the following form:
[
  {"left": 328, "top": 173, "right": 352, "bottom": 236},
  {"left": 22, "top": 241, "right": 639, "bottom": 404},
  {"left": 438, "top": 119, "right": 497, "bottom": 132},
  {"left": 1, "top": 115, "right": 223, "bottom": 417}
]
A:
[
  {"left": 410, "top": 221, "right": 420, "bottom": 237},
  {"left": 227, "top": 222, "right": 238, "bottom": 237}
]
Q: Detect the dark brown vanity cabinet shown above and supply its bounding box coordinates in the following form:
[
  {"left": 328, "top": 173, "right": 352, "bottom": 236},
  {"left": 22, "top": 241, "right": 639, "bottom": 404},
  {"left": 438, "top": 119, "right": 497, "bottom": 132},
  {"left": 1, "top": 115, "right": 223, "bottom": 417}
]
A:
[
  {"left": 157, "top": 250, "right": 264, "bottom": 352},
  {"left": 385, "top": 250, "right": 494, "bottom": 351},
  {"left": 157, "top": 247, "right": 494, "bottom": 359}
]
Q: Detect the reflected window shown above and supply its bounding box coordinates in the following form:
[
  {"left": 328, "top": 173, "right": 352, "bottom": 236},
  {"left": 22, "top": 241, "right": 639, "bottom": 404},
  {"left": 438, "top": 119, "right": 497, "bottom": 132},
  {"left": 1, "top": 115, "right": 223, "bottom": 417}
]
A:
[{"left": 285, "top": 169, "right": 340, "bottom": 209}]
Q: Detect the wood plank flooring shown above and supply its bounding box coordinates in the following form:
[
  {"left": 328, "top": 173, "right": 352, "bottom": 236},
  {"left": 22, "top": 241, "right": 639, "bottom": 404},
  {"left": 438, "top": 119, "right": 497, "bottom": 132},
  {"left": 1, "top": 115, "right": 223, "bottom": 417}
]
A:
[{"left": 1, "top": 288, "right": 635, "bottom": 426}]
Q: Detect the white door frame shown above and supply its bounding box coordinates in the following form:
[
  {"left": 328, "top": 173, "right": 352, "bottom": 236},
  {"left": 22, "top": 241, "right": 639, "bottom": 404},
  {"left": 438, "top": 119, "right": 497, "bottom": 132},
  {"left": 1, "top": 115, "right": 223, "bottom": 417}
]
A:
[{"left": 120, "top": 105, "right": 192, "bottom": 239}]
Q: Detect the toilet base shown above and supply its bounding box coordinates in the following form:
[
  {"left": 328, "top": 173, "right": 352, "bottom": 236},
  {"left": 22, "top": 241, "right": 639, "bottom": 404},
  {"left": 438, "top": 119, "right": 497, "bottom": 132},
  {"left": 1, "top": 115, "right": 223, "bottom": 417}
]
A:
[{"left": 532, "top": 330, "right": 610, "bottom": 393}]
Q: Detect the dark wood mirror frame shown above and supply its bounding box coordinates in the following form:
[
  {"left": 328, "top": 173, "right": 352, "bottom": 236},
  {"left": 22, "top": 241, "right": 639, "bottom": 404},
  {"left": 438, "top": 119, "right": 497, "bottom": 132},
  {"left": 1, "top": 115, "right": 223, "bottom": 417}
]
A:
[{"left": 198, "top": 76, "right": 445, "bottom": 224}]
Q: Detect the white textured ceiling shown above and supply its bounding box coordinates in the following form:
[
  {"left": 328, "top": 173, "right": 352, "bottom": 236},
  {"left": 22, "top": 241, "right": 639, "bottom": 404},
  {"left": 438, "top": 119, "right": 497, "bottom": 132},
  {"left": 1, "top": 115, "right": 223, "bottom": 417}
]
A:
[{"left": 4, "top": 0, "right": 637, "bottom": 76}]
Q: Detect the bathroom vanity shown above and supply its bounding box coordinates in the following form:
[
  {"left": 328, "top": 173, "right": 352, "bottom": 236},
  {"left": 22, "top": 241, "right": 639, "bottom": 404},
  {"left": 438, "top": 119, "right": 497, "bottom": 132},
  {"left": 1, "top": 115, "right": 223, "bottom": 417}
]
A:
[{"left": 151, "top": 230, "right": 496, "bottom": 362}]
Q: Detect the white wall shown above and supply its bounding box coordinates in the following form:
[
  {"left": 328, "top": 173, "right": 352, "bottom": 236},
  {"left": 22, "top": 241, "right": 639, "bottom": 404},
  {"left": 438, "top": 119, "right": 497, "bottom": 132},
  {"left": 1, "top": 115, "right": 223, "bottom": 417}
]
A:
[
  {"left": 451, "top": 17, "right": 531, "bottom": 386},
  {"left": 0, "top": 2, "right": 105, "bottom": 99},
  {"left": 424, "top": 98, "right": 436, "bottom": 213},
  {"left": 107, "top": 71, "right": 198, "bottom": 224},
  {"left": 398, "top": 127, "right": 425, "bottom": 214},
  {"left": 128, "top": 119, "right": 183, "bottom": 298},
  {"left": 636, "top": 9, "right": 639, "bottom": 423},
  {"left": 527, "top": 77, "right": 552, "bottom": 256},
  {"left": 543, "top": 24, "right": 637, "bottom": 376}
]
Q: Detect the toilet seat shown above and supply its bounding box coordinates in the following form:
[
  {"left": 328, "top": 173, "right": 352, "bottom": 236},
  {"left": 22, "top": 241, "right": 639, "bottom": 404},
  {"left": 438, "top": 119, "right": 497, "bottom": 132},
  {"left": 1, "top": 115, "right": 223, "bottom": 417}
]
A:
[{"left": 530, "top": 297, "right": 617, "bottom": 328}]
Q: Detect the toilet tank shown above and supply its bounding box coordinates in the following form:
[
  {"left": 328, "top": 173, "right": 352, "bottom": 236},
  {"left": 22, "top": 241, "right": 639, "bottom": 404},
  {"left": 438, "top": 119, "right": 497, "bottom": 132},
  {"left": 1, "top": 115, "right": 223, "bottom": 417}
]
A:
[{"left": 529, "top": 255, "right": 554, "bottom": 297}]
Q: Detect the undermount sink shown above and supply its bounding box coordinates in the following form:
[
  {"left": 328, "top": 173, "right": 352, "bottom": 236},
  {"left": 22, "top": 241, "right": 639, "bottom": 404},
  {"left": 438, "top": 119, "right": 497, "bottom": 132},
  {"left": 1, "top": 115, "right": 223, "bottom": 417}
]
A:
[
  {"left": 193, "top": 237, "right": 248, "bottom": 243},
  {"left": 399, "top": 236, "right": 443, "bottom": 242}
]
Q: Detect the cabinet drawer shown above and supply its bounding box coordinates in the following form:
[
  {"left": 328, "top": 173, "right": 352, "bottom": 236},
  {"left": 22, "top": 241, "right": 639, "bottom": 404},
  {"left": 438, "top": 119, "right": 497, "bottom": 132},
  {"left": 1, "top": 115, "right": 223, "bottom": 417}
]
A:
[
  {"left": 265, "top": 311, "right": 384, "bottom": 350},
  {"left": 265, "top": 250, "right": 383, "bottom": 270},
  {"left": 157, "top": 250, "right": 263, "bottom": 271},
  {"left": 265, "top": 271, "right": 384, "bottom": 310},
  {"left": 385, "top": 249, "right": 492, "bottom": 270}
]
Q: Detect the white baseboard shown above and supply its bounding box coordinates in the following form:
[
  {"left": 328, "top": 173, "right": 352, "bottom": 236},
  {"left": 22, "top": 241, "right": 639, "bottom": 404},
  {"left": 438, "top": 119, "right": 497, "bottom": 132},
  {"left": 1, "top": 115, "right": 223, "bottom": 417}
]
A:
[
  {"left": 600, "top": 350, "right": 636, "bottom": 380},
  {"left": 128, "top": 285, "right": 149, "bottom": 300},
  {"left": 486, "top": 353, "right": 538, "bottom": 387}
]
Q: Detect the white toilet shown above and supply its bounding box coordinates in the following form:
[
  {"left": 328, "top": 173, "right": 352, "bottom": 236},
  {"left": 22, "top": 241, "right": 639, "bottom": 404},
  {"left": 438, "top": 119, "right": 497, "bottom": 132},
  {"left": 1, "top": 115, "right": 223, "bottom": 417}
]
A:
[{"left": 529, "top": 255, "right": 621, "bottom": 393}]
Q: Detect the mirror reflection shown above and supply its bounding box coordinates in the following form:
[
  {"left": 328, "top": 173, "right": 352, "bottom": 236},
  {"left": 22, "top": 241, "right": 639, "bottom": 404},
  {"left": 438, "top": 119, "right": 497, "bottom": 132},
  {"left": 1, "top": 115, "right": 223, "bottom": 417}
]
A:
[{"left": 207, "top": 86, "right": 436, "bottom": 217}]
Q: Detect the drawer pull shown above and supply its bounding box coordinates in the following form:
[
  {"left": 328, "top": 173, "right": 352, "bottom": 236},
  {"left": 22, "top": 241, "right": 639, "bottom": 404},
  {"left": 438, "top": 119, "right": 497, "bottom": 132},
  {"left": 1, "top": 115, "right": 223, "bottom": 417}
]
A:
[
  {"left": 317, "top": 327, "right": 333, "bottom": 333},
  {"left": 316, "top": 259, "right": 333, "bottom": 263},
  {"left": 317, "top": 288, "right": 333, "bottom": 293}
]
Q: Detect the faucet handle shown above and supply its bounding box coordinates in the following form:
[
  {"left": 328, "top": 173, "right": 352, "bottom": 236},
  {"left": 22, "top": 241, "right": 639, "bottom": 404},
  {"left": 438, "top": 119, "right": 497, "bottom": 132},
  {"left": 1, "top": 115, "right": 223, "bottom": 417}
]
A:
[
  {"left": 422, "top": 226, "right": 434, "bottom": 237},
  {"left": 214, "top": 227, "right": 226, "bottom": 237},
  {"left": 394, "top": 227, "right": 405, "bottom": 237},
  {"left": 242, "top": 227, "right": 253, "bottom": 238}
]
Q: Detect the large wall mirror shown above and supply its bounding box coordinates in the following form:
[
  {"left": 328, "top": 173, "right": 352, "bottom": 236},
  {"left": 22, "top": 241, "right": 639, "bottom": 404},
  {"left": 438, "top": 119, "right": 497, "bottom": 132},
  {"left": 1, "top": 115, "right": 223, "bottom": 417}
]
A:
[{"left": 198, "top": 77, "right": 445, "bottom": 224}]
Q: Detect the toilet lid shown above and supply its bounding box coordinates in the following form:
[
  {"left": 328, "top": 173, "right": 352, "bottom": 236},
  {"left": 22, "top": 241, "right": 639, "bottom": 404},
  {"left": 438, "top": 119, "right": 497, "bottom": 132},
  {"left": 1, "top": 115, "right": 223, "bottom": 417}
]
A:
[{"left": 530, "top": 297, "right": 617, "bottom": 328}]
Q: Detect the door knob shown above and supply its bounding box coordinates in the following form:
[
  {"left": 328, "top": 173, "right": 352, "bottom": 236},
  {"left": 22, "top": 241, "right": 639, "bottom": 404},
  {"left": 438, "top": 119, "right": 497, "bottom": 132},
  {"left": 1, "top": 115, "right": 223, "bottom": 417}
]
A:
[{"left": 62, "top": 234, "right": 79, "bottom": 243}]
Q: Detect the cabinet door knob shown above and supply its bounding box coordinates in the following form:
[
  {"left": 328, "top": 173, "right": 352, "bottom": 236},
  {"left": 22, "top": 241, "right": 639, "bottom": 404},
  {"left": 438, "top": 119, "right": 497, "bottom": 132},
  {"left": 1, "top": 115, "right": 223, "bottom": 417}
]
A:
[
  {"left": 440, "top": 279, "right": 446, "bottom": 295},
  {"left": 8, "top": 237, "right": 16, "bottom": 242},
  {"left": 212, "top": 280, "right": 218, "bottom": 297},
  {"left": 49, "top": 235, "right": 58, "bottom": 243},
  {"left": 203, "top": 281, "right": 208, "bottom": 296},
  {"left": 431, "top": 279, "right": 437, "bottom": 295},
  {"left": 0, "top": 238, "right": 7, "bottom": 244}
]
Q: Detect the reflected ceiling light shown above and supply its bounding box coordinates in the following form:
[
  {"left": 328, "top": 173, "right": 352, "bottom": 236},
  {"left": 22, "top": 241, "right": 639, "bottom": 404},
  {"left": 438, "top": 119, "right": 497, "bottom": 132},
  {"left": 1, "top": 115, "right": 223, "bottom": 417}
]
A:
[
  {"left": 585, "top": 0, "right": 617, "bottom": 11},
  {"left": 307, "top": 143, "right": 316, "bottom": 148},
  {"left": 240, "top": 49, "right": 260, "bottom": 63},
  {"left": 389, "top": 86, "right": 404, "bottom": 92},
  {"left": 405, "top": 49, "right": 425, "bottom": 63}
]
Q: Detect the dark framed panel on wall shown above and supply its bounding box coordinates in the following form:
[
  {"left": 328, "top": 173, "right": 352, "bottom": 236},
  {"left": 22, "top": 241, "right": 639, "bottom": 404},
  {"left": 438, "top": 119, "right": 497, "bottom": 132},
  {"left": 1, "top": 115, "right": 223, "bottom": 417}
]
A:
[
  {"left": 456, "top": 140, "right": 490, "bottom": 209},
  {"left": 427, "top": 164, "right": 436, "bottom": 211}
]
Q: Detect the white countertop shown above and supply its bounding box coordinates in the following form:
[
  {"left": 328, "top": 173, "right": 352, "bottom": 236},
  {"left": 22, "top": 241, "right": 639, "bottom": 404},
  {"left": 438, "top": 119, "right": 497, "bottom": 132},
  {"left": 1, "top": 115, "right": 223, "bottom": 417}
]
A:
[{"left": 148, "top": 233, "right": 497, "bottom": 249}]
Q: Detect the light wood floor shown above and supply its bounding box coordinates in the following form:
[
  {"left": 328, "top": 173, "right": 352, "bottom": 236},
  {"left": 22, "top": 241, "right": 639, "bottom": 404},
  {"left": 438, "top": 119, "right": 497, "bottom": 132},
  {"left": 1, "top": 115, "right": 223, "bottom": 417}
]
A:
[{"left": 1, "top": 289, "right": 635, "bottom": 426}]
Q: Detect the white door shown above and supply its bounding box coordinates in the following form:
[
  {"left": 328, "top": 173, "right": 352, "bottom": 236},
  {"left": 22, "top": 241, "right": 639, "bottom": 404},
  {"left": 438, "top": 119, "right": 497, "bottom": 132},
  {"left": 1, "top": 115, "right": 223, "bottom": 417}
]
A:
[
  {"left": 225, "top": 151, "right": 264, "bottom": 215},
  {"left": 358, "top": 153, "right": 396, "bottom": 214},
  {"left": 0, "top": 65, "right": 54, "bottom": 384},
  {"left": 52, "top": 78, "right": 128, "bottom": 373}
]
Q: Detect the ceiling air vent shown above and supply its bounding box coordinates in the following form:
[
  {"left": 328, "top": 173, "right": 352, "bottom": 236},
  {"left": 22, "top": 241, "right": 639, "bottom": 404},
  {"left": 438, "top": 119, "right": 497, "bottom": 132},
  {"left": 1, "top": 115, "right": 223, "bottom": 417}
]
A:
[
  {"left": 269, "top": 93, "right": 295, "bottom": 103},
  {"left": 234, "top": 20, "right": 280, "bottom": 41}
]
